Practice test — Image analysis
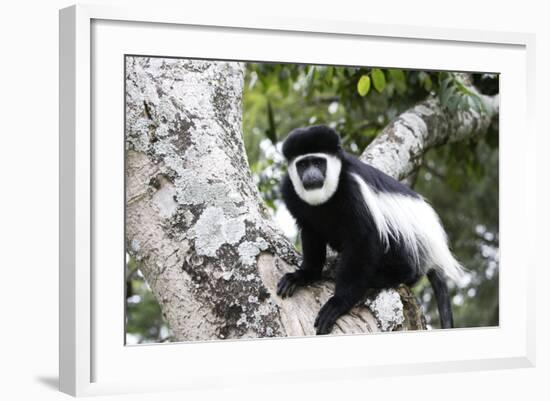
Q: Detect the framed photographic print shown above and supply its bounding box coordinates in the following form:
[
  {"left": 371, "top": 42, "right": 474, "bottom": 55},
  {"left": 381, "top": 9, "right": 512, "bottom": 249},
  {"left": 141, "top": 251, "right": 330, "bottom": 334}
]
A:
[{"left": 59, "top": 4, "right": 536, "bottom": 396}]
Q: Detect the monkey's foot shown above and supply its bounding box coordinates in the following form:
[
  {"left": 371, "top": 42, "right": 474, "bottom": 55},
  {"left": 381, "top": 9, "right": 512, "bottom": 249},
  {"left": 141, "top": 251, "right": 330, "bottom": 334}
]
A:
[
  {"left": 314, "top": 296, "right": 348, "bottom": 335},
  {"left": 276, "top": 271, "right": 316, "bottom": 298}
]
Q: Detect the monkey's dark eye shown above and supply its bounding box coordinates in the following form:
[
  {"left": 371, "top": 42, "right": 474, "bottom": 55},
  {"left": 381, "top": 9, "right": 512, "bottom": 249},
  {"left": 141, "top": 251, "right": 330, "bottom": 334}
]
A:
[
  {"left": 296, "top": 156, "right": 326, "bottom": 174},
  {"left": 296, "top": 159, "right": 308, "bottom": 170},
  {"left": 311, "top": 158, "right": 325, "bottom": 168}
]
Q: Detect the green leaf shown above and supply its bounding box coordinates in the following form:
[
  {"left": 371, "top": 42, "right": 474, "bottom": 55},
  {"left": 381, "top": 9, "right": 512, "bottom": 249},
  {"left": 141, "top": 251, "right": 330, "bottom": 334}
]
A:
[
  {"left": 440, "top": 87, "right": 452, "bottom": 108},
  {"left": 388, "top": 68, "right": 405, "bottom": 82},
  {"left": 448, "top": 94, "right": 460, "bottom": 112},
  {"left": 371, "top": 68, "right": 386, "bottom": 93},
  {"left": 439, "top": 73, "right": 453, "bottom": 93},
  {"left": 388, "top": 69, "right": 406, "bottom": 94},
  {"left": 423, "top": 76, "right": 433, "bottom": 91},
  {"left": 418, "top": 72, "right": 433, "bottom": 92},
  {"left": 357, "top": 75, "right": 371, "bottom": 96}
]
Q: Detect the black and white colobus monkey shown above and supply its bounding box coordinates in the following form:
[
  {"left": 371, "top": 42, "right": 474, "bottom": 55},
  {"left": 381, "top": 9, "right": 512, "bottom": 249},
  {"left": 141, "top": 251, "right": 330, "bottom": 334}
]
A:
[{"left": 276, "top": 125, "right": 464, "bottom": 335}]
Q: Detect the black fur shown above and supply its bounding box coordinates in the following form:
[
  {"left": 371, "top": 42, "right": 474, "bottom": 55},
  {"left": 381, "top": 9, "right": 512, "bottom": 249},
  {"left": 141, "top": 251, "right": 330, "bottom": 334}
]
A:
[
  {"left": 276, "top": 125, "right": 454, "bottom": 334},
  {"left": 282, "top": 125, "right": 342, "bottom": 160},
  {"left": 345, "top": 152, "right": 420, "bottom": 198},
  {"left": 427, "top": 270, "right": 453, "bottom": 328}
]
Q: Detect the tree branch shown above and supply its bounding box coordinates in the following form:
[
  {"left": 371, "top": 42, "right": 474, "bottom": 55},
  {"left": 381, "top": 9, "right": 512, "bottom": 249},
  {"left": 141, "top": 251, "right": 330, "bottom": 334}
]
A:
[
  {"left": 361, "top": 82, "right": 499, "bottom": 179},
  {"left": 124, "top": 61, "right": 498, "bottom": 342},
  {"left": 125, "top": 57, "right": 421, "bottom": 341}
]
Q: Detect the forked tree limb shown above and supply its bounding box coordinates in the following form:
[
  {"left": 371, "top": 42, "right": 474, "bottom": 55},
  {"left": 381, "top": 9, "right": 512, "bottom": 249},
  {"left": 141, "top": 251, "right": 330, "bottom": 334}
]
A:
[{"left": 125, "top": 58, "right": 496, "bottom": 341}]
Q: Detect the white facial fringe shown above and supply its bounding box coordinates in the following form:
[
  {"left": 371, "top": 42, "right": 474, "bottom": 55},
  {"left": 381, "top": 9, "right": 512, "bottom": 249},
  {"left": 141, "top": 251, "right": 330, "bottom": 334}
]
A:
[
  {"left": 288, "top": 153, "right": 342, "bottom": 206},
  {"left": 351, "top": 173, "right": 465, "bottom": 283}
]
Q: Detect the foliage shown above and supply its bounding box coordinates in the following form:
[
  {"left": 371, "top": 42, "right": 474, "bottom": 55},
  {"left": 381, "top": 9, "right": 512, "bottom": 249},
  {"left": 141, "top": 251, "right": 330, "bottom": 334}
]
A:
[
  {"left": 242, "top": 63, "right": 499, "bottom": 329},
  {"left": 243, "top": 64, "right": 436, "bottom": 163},
  {"left": 438, "top": 72, "right": 487, "bottom": 114},
  {"left": 126, "top": 62, "right": 499, "bottom": 342},
  {"left": 243, "top": 64, "right": 447, "bottom": 212},
  {"left": 413, "top": 135, "right": 499, "bottom": 327}
]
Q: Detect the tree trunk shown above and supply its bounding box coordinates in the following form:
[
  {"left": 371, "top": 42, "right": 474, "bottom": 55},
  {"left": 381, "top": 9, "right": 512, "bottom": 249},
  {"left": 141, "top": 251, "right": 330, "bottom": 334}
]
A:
[{"left": 125, "top": 58, "right": 495, "bottom": 342}]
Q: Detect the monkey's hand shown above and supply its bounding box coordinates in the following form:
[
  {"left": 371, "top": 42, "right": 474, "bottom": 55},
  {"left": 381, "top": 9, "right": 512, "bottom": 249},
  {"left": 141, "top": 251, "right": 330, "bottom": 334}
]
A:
[
  {"left": 276, "top": 270, "right": 319, "bottom": 298},
  {"left": 314, "top": 296, "right": 349, "bottom": 335}
]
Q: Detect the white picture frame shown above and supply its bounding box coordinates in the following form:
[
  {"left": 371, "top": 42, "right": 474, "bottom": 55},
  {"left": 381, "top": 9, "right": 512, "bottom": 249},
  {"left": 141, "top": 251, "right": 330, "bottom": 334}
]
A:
[{"left": 59, "top": 4, "right": 536, "bottom": 397}]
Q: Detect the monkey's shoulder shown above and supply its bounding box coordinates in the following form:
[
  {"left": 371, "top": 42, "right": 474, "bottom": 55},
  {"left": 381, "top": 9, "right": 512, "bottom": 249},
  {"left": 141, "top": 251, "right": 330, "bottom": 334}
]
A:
[{"left": 343, "top": 154, "right": 420, "bottom": 199}]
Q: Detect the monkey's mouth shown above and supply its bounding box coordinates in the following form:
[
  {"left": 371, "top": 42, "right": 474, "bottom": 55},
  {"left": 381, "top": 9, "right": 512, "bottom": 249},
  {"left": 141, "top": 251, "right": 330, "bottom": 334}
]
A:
[{"left": 303, "top": 180, "right": 324, "bottom": 190}]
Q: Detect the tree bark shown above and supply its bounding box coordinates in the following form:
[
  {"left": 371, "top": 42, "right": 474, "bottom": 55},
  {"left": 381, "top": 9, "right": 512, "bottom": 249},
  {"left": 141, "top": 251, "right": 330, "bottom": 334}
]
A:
[
  {"left": 361, "top": 85, "right": 499, "bottom": 180},
  {"left": 125, "top": 57, "right": 495, "bottom": 341}
]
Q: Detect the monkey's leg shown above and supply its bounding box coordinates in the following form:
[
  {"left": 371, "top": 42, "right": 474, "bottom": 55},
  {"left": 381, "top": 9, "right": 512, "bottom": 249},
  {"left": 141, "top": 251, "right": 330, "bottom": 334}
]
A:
[
  {"left": 314, "top": 246, "right": 373, "bottom": 335},
  {"left": 277, "top": 226, "right": 326, "bottom": 298}
]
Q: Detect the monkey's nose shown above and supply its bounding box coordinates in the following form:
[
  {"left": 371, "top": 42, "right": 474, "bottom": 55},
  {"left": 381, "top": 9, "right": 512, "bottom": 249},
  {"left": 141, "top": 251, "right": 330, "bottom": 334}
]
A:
[{"left": 302, "top": 170, "right": 324, "bottom": 190}]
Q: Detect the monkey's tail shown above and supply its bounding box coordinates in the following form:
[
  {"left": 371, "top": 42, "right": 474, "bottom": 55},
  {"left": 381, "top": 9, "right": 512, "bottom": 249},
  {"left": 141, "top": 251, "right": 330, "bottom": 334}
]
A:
[{"left": 426, "top": 269, "right": 454, "bottom": 329}]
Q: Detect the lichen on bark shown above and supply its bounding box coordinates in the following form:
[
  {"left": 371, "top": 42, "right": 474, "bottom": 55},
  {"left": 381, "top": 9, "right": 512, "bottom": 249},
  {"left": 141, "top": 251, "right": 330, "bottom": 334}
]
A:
[
  {"left": 126, "top": 56, "right": 287, "bottom": 340},
  {"left": 361, "top": 89, "right": 499, "bottom": 181},
  {"left": 125, "top": 58, "right": 502, "bottom": 342}
]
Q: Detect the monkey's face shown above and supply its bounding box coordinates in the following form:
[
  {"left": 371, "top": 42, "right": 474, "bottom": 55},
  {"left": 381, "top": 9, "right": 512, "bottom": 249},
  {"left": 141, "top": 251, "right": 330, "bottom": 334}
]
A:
[
  {"left": 288, "top": 152, "right": 342, "bottom": 205},
  {"left": 296, "top": 155, "right": 327, "bottom": 190}
]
